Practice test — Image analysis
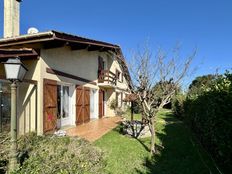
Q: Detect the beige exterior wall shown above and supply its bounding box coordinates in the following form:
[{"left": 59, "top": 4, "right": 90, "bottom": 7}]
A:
[
  {"left": 40, "top": 47, "right": 99, "bottom": 87},
  {"left": 105, "top": 53, "right": 131, "bottom": 115},
  {"left": 40, "top": 47, "right": 130, "bottom": 118},
  {"left": 105, "top": 89, "right": 115, "bottom": 116},
  {"left": 0, "top": 46, "right": 131, "bottom": 135}
]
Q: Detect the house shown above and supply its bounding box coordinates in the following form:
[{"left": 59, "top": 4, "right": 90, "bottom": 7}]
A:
[{"left": 0, "top": 0, "right": 132, "bottom": 135}]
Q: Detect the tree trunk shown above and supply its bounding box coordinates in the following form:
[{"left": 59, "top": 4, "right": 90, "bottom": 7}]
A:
[{"left": 148, "top": 118, "right": 156, "bottom": 154}]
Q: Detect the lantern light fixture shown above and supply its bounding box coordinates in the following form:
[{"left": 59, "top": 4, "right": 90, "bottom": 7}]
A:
[{"left": 3, "top": 58, "right": 28, "bottom": 82}]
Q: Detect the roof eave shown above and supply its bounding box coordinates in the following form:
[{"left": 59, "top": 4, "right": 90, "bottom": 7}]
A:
[
  {"left": 0, "top": 31, "right": 120, "bottom": 49},
  {"left": 0, "top": 31, "right": 54, "bottom": 47}
]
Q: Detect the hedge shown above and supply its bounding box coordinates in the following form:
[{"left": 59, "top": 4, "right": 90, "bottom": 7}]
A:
[{"left": 183, "top": 72, "right": 232, "bottom": 173}]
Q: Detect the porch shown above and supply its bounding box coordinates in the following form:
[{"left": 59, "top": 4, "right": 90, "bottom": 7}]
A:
[{"left": 66, "top": 116, "right": 122, "bottom": 142}]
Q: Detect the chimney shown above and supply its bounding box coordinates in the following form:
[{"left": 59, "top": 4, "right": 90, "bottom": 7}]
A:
[{"left": 4, "top": 0, "right": 21, "bottom": 38}]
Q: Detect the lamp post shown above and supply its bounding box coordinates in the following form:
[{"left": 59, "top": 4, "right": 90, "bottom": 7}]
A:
[{"left": 3, "top": 58, "right": 28, "bottom": 172}]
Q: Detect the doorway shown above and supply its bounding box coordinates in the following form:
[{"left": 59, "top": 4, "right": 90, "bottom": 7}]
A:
[
  {"left": 90, "top": 89, "right": 98, "bottom": 119},
  {"left": 44, "top": 79, "right": 73, "bottom": 133},
  {"left": 57, "top": 85, "right": 71, "bottom": 127}
]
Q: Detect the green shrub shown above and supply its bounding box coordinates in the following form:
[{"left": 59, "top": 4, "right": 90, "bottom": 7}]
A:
[
  {"left": 0, "top": 132, "right": 10, "bottom": 173},
  {"left": 109, "top": 99, "right": 125, "bottom": 116},
  {"left": 131, "top": 100, "right": 142, "bottom": 114},
  {"left": 184, "top": 71, "right": 232, "bottom": 173},
  {"left": 109, "top": 99, "right": 117, "bottom": 110},
  {"left": 0, "top": 133, "right": 106, "bottom": 174},
  {"left": 172, "top": 94, "right": 186, "bottom": 119}
]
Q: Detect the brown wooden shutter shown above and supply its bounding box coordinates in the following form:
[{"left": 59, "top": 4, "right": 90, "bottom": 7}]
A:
[
  {"left": 43, "top": 79, "right": 57, "bottom": 133},
  {"left": 83, "top": 87, "right": 90, "bottom": 123},
  {"left": 76, "top": 85, "right": 84, "bottom": 124},
  {"left": 76, "top": 86, "right": 90, "bottom": 125},
  {"left": 99, "top": 89, "right": 104, "bottom": 118}
]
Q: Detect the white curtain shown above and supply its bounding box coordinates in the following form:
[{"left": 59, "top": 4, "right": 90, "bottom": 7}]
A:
[
  {"left": 90, "top": 89, "right": 95, "bottom": 113},
  {"left": 62, "top": 86, "right": 69, "bottom": 118}
]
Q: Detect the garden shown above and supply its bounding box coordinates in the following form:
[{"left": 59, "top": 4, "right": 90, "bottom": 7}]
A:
[{"left": 0, "top": 109, "right": 223, "bottom": 174}]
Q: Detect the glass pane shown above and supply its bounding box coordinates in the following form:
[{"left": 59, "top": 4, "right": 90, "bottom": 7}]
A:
[
  {"left": 90, "top": 89, "right": 95, "bottom": 113},
  {"left": 0, "top": 81, "right": 11, "bottom": 132},
  {"left": 62, "top": 86, "right": 69, "bottom": 118}
]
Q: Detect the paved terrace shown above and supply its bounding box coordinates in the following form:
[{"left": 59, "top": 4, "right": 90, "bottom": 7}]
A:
[{"left": 66, "top": 116, "right": 122, "bottom": 142}]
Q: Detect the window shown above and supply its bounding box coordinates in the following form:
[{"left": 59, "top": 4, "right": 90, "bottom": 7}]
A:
[
  {"left": 0, "top": 81, "right": 11, "bottom": 132},
  {"left": 57, "top": 85, "right": 70, "bottom": 119},
  {"left": 116, "top": 69, "right": 122, "bottom": 82},
  {"left": 102, "top": 61, "right": 106, "bottom": 70}
]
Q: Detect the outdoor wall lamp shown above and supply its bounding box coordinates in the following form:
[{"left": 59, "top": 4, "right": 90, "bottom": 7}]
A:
[
  {"left": 4, "top": 58, "right": 28, "bottom": 82},
  {"left": 3, "top": 57, "right": 28, "bottom": 172}
]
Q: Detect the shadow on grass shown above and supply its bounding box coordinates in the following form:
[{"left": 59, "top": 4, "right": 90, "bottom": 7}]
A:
[
  {"left": 135, "top": 138, "right": 150, "bottom": 152},
  {"left": 134, "top": 112, "right": 221, "bottom": 174}
]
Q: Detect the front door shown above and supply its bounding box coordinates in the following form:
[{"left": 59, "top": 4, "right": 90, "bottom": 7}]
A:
[
  {"left": 76, "top": 86, "right": 90, "bottom": 125},
  {"left": 44, "top": 79, "right": 57, "bottom": 133}
]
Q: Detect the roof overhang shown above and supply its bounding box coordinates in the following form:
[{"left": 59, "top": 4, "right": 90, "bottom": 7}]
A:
[
  {"left": 0, "top": 48, "right": 38, "bottom": 62},
  {"left": 0, "top": 31, "right": 120, "bottom": 52}
]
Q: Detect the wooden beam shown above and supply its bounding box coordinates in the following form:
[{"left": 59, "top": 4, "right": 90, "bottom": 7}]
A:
[
  {"left": 43, "top": 41, "right": 66, "bottom": 49},
  {"left": 99, "top": 47, "right": 108, "bottom": 52},
  {"left": 0, "top": 49, "right": 39, "bottom": 62},
  {"left": 87, "top": 45, "right": 100, "bottom": 52},
  {"left": 70, "top": 43, "right": 89, "bottom": 51}
]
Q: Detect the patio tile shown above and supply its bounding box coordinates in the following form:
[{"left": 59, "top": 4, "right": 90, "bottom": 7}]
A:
[{"left": 66, "top": 116, "right": 122, "bottom": 142}]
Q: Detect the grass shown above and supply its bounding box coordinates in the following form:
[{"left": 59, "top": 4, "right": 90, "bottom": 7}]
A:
[
  {"left": 123, "top": 110, "right": 142, "bottom": 121},
  {"left": 95, "top": 109, "right": 221, "bottom": 174}
]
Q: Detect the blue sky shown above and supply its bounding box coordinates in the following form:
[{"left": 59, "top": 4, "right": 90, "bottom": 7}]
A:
[{"left": 0, "top": 0, "right": 231, "bottom": 84}]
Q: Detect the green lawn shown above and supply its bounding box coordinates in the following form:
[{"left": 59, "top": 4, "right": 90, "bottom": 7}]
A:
[{"left": 95, "top": 110, "right": 221, "bottom": 174}]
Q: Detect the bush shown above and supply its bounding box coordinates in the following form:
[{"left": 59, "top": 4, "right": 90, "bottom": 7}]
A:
[
  {"left": 184, "top": 71, "right": 232, "bottom": 173},
  {"left": 132, "top": 100, "right": 142, "bottom": 114},
  {"left": 0, "top": 133, "right": 106, "bottom": 174},
  {"left": 109, "top": 99, "right": 125, "bottom": 116},
  {"left": 0, "top": 132, "right": 10, "bottom": 173},
  {"left": 172, "top": 94, "right": 186, "bottom": 119},
  {"left": 109, "top": 99, "right": 117, "bottom": 110}
]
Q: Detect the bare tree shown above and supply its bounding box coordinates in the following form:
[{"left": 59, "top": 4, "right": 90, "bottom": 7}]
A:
[{"left": 129, "top": 45, "right": 195, "bottom": 154}]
